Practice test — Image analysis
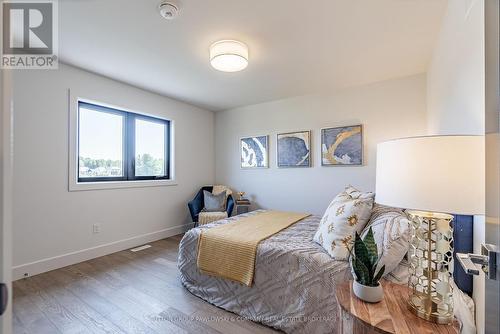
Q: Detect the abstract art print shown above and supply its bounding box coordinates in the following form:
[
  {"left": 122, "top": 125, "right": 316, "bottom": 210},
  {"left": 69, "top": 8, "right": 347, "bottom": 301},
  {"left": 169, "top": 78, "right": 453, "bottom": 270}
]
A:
[
  {"left": 277, "top": 130, "right": 311, "bottom": 168},
  {"left": 240, "top": 135, "right": 269, "bottom": 168},
  {"left": 321, "top": 125, "right": 362, "bottom": 166}
]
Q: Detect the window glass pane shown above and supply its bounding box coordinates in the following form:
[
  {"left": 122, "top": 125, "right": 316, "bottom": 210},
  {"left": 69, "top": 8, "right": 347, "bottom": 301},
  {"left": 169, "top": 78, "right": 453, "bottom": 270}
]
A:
[
  {"left": 78, "top": 106, "right": 124, "bottom": 178},
  {"left": 135, "top": 119, "right": 166, "bottom": 177}
]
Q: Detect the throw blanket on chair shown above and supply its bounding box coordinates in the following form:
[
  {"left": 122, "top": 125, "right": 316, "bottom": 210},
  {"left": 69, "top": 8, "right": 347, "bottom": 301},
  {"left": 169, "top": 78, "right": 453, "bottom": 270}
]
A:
[
  {"left": 197, "top": 210, "right": 310, "bottom": 286},
  {"left": 212, "top": 185, "right": 232, "bottom": 197},
  {"left": 198, "top": 211, "right": 228, "bottom": 226}
]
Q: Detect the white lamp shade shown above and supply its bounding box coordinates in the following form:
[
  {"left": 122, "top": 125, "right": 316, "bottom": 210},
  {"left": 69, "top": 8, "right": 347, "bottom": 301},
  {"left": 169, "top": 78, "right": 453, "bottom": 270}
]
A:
[
  {"left": 210, "top": 40, "right": 248, "bottom": 72},
  {"left": 376, "top": 135, "right": 484, "bottom": 215}
]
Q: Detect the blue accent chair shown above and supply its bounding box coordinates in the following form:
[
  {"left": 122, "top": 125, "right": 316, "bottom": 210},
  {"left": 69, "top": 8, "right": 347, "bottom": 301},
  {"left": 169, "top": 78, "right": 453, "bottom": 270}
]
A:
[{"left": 188, "top": 186, "right": 234, "bottom": 224}]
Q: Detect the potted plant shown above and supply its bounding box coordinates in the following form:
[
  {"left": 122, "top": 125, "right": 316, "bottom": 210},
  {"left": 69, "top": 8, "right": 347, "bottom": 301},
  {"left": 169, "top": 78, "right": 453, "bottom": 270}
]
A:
[{"left": 349, "top": 227, "right": 385, "bottom": 303}]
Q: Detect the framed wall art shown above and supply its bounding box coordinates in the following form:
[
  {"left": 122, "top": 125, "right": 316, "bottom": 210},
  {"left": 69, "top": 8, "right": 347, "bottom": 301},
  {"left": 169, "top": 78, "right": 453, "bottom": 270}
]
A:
[
  {"left": 240, "top": 135, "right": 269, "bottom": 168},
  {"left": 321, "top": 125, "right": 362, "bottom": 166},
  {"left": 277, "top": 130, "right": 311, "bottom": 168}
]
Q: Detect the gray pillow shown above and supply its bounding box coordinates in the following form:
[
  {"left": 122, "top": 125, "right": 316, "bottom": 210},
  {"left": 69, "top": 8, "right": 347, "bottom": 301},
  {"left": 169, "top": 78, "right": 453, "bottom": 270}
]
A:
[
  {"left": 360, "top": 204, "right": 411, "bottom": 275},
  {"left": 203, "top": 190, "right": 226, "bottom": 212}
]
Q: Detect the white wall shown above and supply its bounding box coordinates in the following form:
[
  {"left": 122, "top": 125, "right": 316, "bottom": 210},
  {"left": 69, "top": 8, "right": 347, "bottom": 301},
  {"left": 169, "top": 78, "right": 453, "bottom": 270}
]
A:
[
  {"left": 215, "top": 74, "right": 428, "bottom": 215},
  {"left": 1, "top": 69, "right": 14, "bottom": 334},
  {"left": 12, "top": 64, "right": 215, "bottom": 279},
  {"left": 426, "top": 1, "right": 486, "bottom": 332},
  {"left": 427, "top": 0, "right": 485, "bottom": 135}
]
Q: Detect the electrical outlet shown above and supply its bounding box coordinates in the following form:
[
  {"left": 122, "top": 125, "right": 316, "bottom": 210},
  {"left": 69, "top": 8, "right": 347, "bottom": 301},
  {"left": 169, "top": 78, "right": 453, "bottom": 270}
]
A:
[{"left": 93, "top": 224, "right": 100, "bottom": 234}]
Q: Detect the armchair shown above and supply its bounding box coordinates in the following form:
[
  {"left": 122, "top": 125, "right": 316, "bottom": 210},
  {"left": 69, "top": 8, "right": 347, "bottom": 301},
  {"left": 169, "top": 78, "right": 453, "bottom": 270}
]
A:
[{"left": 188, "top": 186, "right": 234, "bottom": 223}]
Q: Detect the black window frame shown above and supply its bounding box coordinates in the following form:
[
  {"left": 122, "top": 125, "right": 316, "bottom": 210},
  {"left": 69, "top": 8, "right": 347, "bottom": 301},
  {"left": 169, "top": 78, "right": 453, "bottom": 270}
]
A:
[{"left": 77, "top": 101, "right": 170, "bottom": 183}]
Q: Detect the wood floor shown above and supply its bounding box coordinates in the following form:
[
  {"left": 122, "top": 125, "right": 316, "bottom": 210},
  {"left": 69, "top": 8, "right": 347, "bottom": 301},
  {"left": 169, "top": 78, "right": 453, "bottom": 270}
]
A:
[{"left": 13, "top": 235, "right": 280, "bottom": 334}]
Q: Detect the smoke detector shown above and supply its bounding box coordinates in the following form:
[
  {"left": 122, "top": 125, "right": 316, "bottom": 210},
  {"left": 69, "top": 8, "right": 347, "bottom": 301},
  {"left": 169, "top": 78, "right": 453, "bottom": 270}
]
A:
[{"left": 158, "top": 1, "right": 179, "bottom": 20}]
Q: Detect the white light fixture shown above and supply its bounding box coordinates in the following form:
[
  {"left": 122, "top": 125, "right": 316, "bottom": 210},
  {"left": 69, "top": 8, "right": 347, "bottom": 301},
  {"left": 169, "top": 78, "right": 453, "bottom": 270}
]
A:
[{"left": 210, "top": 40, "right": 249, "bottom": 72}]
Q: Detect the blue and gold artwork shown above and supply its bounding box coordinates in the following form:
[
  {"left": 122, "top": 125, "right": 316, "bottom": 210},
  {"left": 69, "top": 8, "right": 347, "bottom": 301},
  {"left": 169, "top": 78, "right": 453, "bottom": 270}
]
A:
[
  {"left": 321, "top": 125, "right": 362, "bottom": 166},
  {"left": 277, "top": 131, "right": 311, "bottom": 168},
  {"left": 240, "top": 135, "right": 268, "bottom": 168}
]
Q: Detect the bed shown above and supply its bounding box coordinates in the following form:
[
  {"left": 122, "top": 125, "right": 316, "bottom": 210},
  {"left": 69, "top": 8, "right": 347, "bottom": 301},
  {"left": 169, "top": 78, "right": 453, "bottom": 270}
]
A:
[
  {"left": 178, "top": 210, "right": 352, "bottom": 333},
  {"left": 178, "top": 204, "right": 477, "bottom": 334}
]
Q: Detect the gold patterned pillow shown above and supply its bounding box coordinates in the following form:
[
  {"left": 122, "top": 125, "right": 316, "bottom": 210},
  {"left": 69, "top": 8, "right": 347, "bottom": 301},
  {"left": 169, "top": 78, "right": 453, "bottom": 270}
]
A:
[{"left": 313, "top": 185, "right": 374, "bottom": 260}]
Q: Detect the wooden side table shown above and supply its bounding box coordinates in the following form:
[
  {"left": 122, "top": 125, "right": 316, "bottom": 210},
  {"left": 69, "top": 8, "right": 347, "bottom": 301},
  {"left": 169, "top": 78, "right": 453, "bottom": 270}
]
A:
[
  {"left": 235, "top": 201, "right": 251, "bottom": 215},
  {"left": 335, "top": 280, "right": 460, "bottom": 334}
]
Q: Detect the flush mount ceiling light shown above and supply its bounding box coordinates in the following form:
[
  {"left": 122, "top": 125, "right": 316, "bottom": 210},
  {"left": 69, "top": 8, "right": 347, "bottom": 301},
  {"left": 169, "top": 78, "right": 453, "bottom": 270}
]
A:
[{"left": 209, "top": 40, "right": 249, "bottom": 72}]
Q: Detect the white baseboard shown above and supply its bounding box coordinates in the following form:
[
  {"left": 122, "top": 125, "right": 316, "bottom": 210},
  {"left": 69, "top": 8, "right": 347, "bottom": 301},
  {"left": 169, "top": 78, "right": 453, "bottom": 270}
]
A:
[{"left": 12, "top": 223, "right": 194, "bottom": 281}]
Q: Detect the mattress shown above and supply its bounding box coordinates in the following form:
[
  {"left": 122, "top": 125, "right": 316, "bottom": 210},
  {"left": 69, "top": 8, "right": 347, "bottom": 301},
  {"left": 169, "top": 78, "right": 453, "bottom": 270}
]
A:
[{"left": 178, "top": 210, "right": 351, "bottom": 334}]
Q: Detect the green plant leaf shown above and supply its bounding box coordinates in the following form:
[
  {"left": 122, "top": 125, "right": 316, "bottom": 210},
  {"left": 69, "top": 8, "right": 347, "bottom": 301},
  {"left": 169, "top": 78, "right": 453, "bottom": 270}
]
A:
[
  {"left": 352, "top": 259, "right": 364, "bottom": 283},
  {"left": 363, "top": 227, "right": 378, "bottom": 268},
  {"left": 352, "top": 230, "right": 385, "bottom": 286},
  {"left": 372, "top": 264, "right": 385, "bottom": 285},
  {"left": 354, "top": 232, "right": 370, "bottom": 269},
  {"left": 353, "top": 257, "right": 370, "bottom": 285}
]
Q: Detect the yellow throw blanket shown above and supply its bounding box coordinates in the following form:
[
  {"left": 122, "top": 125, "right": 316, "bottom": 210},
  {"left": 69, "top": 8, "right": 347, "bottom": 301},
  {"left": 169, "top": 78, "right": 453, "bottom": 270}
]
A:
[{"left": 197, "top": 210, "right": 310, "bottom": 286}]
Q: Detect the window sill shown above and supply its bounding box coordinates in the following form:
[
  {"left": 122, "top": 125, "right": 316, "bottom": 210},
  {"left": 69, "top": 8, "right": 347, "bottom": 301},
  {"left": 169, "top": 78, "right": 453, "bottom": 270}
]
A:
[{"left": 69, "top": 179, "right": 178, "bottom": 191}]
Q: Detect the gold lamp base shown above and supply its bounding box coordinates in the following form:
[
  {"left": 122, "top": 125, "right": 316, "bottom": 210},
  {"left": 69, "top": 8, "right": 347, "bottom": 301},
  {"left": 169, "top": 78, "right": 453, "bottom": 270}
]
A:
[
  {"left": 406, "top": 210, "right": 454, "bottom": 325},
  {"left": 407, "top": 292, "right": 453, "bottom": 325}
]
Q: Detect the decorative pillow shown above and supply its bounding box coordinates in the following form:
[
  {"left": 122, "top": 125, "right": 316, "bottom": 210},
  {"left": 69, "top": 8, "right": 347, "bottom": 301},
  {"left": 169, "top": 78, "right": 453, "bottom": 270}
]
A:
[
  {"left": 385, "top": 259, "right": 411, "bottom": 285},
  {"left": 313, "top": 185, "right": 375, "bottom": 260},
  {"left": 360, "top": 204, "right": 411, "bottom": 275},
  {"left": 203, "top": 190, "right": 226, "bottom": 212},
  {"left": 212, "top": 185, "right": 232, "bottom": 207}
]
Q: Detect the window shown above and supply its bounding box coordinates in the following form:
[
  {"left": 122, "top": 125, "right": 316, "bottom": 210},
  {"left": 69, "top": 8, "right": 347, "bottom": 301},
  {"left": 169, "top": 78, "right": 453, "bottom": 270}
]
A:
[
  {"left": 77, "top": 101, "right": 170, "bottom": 182},
  {"left": 135, "top": 118, "right": 166, "bottom": 177}
]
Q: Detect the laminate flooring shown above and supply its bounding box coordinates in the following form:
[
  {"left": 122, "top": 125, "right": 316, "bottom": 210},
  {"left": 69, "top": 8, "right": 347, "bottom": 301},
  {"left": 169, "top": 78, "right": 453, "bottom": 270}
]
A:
[{"left": 13, "top": 235, "right": 280, "bottom": 334}]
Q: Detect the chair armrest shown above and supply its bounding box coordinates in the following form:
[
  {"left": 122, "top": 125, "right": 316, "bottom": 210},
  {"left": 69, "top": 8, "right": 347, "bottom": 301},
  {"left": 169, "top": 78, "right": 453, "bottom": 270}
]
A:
[
  {"left": 226, "top": 195, "right": 235, "bottom": 217},
  {"left": 188, "top": 190, "right": 204, "bottom": 222}
]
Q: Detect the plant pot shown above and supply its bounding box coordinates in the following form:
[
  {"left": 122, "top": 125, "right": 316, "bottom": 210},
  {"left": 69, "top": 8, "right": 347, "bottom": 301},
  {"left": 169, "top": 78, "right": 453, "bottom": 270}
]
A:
[{"left": 352, "top": 280, "right": 383, "bottom": 303}]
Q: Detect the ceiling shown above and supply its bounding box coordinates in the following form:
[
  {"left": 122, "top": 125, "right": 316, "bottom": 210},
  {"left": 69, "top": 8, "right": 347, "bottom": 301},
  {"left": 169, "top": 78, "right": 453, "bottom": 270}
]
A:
[{"left": 60, "top": 0, "right": 448, "bottom": 111}]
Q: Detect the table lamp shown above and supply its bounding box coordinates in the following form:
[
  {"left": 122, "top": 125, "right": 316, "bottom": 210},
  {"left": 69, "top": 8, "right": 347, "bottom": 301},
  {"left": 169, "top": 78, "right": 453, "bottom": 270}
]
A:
[{"left": 375, "top": 135, "right": 484, "bottom": 324}]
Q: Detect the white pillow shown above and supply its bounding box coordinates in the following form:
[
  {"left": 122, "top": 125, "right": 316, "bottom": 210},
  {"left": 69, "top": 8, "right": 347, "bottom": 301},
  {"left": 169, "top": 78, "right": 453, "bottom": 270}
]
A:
[
  {"left": 313, "top": 186, "right": 374, "bottom": 260},
  {"left": 360, "top": 204, "right": 411, "bottom": 275}
]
